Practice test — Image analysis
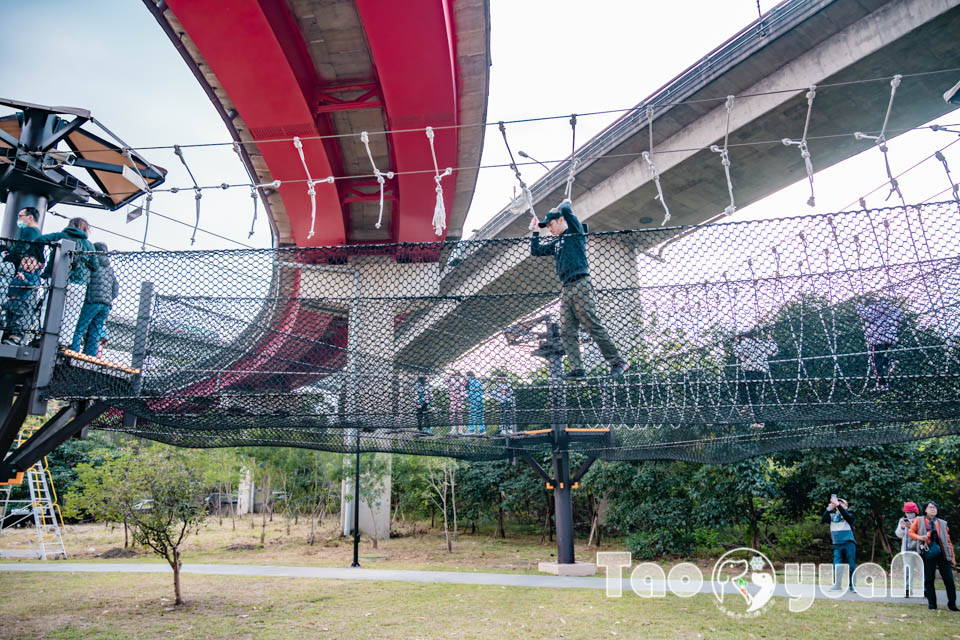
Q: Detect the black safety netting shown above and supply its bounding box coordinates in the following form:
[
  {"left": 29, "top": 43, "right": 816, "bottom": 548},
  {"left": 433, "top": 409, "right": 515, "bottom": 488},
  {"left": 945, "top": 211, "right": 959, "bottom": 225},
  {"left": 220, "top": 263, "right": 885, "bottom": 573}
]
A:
[{"left": 37, "top": 200, "right": 960, "bottom": 462}]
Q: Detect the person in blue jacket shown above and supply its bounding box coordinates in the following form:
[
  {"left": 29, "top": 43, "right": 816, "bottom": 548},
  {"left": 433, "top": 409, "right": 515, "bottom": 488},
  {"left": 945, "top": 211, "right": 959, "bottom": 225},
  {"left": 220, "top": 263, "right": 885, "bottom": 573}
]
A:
[
  {"left": 466, "top": 371, "right": 485, "bottom": 434},
  {"left": 530, "top": 200, "right": 629, "bottom": 380},
  {"left": 36, "top": 218, "right": 98, "bottom": 346}
]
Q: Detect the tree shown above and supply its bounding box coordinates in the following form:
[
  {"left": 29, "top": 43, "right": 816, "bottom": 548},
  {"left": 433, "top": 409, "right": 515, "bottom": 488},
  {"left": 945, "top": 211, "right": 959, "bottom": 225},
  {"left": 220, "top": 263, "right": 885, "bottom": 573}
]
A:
[
  {"left": 120, "top": 449, "right": 209, "bottom": 605},
  {"left": 426, "top": 458, "right": 457, "bottom": 553},
  {"left": 63, "top": 447, "right": 135, "bottom": 546},
  {"left": 65, "top": 446, "right": 208, "bottom": 605},
  {"left": 391, "top": 455, "right": 431, "bottom": 529},
  {"left": 197, "top": 448, "right": 244, "bottom": 529}
]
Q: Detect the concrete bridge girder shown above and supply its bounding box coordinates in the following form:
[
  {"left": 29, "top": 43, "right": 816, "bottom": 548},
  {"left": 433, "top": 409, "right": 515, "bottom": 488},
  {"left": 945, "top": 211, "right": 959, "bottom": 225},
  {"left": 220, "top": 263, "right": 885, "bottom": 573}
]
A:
[
  {"left": 396, "top": 0, "right": 960, "bottom": 373},
  {"left": 570, "top": 0, "right": 960, "bottom": 233}
]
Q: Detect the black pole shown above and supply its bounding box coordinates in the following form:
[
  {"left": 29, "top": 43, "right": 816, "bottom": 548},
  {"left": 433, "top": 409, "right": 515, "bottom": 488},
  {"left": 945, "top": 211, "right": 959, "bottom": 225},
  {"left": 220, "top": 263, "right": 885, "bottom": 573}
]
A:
[
  {"left": 29, "top": 239, "right": 74, "bottom": 415},
  {"left": 124, "top": 281, "right": 154, "bottom": 428},
  {"left": 544, "top": 321, "right": 575, "bottom": 564},
  {"left": 553, "top": 450, "right": 574, "bottom": 564},
  {"left": 351, "top": 441, "right": 361, "bottom": 567}
]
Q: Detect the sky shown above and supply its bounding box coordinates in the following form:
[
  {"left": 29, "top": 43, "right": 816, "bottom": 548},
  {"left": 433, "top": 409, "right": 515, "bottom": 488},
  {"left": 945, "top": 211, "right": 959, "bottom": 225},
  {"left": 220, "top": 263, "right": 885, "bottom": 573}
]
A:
[{"left": 1, "top": 0, "right": 958, "bottom": 252}]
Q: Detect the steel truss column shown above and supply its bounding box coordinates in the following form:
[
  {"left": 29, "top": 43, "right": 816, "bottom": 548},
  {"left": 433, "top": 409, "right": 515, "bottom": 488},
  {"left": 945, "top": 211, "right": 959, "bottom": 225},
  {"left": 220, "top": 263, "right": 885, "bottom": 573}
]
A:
[
  {"left": 552, "top": 449, "right": 574, "bottom": 564},
  {"left": 514, "top": 319, "right": 602, "bottom": 566}
]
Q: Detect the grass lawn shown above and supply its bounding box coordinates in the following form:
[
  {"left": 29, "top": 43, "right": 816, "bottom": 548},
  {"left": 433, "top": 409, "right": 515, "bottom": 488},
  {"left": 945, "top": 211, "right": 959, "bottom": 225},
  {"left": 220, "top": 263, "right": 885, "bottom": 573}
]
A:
[{"left": 2, "top": 570, "right": 959, "bottom": 640}]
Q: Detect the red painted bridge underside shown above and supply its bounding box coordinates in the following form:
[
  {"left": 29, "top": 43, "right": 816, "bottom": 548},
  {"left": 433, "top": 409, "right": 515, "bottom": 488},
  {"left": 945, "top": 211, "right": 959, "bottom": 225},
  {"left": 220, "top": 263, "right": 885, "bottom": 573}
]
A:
[
  {"left": 147, "top": 271, "right": 349, "bottom": 415},
  {"left": 166, "top": 0, "right": 460, "bottom": 247},
  {"left": 141, "top": 0, "right": 462, "bottom": 421}
]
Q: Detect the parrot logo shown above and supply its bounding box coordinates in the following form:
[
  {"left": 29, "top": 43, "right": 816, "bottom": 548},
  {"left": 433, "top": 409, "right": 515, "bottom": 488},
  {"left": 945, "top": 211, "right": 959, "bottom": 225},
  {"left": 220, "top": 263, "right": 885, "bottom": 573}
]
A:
[{"left": 712, "top": 548, "right": 776, "bottom": 617}]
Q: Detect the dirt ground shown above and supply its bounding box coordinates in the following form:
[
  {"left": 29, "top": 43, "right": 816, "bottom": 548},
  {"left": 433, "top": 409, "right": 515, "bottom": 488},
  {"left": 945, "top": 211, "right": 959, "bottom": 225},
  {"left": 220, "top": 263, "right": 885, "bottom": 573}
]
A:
[{"left": 1, "top": 515, "right": 617, "bottom": 573}]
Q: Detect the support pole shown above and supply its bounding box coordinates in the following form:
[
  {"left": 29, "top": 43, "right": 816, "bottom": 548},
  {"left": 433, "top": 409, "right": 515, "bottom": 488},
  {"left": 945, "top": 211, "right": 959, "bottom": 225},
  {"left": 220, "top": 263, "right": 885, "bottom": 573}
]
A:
[
  {"left": 123, "top": 281, "right": 154, "bottom": 427},
  {"left": 30, "top": 240, "right": 74, "bottom": 415},
  {"left": 544, "top": 320, "right": 575, "bottom": 565},
  {"left": 552, "top": 450, "right": 574, "bottom": 564},
  {"left": 351, "top": 441, "right": 361, "bottom": 568},
  {"left": 0, "top": 375, "right": 29, "bottom": 466}
]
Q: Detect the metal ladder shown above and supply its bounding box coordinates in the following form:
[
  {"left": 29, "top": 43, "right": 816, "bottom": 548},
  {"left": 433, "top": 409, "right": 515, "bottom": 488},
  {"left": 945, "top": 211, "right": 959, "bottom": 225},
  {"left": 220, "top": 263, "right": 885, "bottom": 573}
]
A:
[{"left": 0, "top": 426, "right": 67, "bottom": 559}]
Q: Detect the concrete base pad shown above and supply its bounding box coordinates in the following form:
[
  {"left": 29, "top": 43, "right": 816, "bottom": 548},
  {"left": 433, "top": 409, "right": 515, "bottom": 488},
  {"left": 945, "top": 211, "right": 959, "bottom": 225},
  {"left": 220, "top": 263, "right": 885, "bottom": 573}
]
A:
[{"left": 538, "top": 561, "right": 597, "bottom": 576}]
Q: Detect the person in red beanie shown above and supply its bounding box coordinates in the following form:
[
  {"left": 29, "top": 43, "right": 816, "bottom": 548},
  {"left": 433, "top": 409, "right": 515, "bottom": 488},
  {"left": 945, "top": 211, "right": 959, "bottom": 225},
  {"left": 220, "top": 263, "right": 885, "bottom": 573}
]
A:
[{"left": 895, "top": 501, "right": 922, "bottom": 597}]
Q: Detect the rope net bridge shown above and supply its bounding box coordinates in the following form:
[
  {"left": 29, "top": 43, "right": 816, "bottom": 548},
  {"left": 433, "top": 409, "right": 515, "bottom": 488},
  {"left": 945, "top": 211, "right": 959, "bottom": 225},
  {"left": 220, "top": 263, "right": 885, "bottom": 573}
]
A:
[{"left": 38, "top": 200, "right": 960, "bottom": 463}]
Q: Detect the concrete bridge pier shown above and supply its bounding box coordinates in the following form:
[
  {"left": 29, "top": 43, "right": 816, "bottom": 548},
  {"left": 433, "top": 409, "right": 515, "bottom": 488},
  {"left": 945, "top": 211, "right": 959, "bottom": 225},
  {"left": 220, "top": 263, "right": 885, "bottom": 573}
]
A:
[{"left": 304, "top": 256, "right": 439, "bottom": 541}]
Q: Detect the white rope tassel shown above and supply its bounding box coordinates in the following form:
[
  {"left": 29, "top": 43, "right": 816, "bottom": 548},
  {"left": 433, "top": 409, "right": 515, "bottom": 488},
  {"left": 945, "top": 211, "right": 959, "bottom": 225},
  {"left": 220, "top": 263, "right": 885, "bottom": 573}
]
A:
[
  {"left": 710, "top": 95, "right": 737, "bottom": 215},
  {"left": 643, "top": 105, "right": 671, "bottom": 225},
  {"left": 934, "top": 151, "right": 960, "bottom": 203},
  {"left": 425, "top": 126, "right": 453, "bottom": 236},
  {"left": 293, "top": 137, "right": 321, "bottom": 240},
  {"left": 142, "top": 193, "right": 152, "bottom": 251},
  {"left": 508, "top": 186, "right": 535, "bottom": 217},
  {"left": 360, "top": 131, "right": 395, "bottom": 230},
  {"left": 782, "top": 85, "right": 817, "bottom": 207},
  {"left": 248, "top": 188, "right": 258, "bottom": 239},
  {"left": 123, "top": 148, "right": 153, "bottom": 250}
]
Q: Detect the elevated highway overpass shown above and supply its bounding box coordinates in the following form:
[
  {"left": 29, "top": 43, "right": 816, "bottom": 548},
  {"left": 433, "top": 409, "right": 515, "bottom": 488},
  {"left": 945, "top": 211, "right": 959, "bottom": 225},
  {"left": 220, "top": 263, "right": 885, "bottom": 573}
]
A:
[{"left": 396, "top": 0, "right": 960, "bottom": 371}]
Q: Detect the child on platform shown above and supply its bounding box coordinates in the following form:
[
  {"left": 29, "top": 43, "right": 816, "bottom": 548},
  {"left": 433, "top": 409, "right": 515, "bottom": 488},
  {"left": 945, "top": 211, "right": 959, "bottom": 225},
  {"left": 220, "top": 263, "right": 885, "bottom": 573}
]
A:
[
  {"left": 70, "top": 242, "right": 118, "bottom": 357},
  {"left": 2, "top": 256, "right": 42, "bottom": 346}
]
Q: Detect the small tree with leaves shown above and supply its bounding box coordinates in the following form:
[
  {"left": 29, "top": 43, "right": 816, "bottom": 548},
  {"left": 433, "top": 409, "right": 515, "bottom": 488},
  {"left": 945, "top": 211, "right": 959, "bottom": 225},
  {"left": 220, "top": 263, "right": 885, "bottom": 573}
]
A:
[
  {"left": 426, "top": 458, "right": 457, "bottom": 553},
  {"left": 63, "top": 447, "right": 135, "bottom": 547},
  {"left": 118, "top": 449, "right": 208, "bottom": 605}
]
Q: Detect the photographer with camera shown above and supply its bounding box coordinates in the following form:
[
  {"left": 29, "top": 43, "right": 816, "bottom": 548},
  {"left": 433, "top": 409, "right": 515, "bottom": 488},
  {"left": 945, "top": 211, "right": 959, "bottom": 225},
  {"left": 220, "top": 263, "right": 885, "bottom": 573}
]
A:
[{"left": 822, "top": 494, "right": 856, "bottom": 591}]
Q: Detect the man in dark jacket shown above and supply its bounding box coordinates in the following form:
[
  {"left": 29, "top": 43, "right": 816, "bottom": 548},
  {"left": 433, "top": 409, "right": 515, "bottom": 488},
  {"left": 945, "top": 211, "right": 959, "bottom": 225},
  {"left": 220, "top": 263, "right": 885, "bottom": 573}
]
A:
[
  {"left": 69, "top": 242, "right": 118, "bottom": 356},
  {"left": 36, "top": 218, "right": 98, "bottom": 346},
  {"left": 530, "top": 200, "right": 629, "bottom": 379}
]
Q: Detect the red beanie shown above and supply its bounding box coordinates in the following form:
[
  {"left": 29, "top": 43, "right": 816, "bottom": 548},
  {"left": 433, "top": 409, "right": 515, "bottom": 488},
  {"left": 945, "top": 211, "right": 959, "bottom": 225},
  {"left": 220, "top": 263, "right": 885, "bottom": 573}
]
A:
[{"left": 902, "top": 502, "right": 919, "bottom": 514}]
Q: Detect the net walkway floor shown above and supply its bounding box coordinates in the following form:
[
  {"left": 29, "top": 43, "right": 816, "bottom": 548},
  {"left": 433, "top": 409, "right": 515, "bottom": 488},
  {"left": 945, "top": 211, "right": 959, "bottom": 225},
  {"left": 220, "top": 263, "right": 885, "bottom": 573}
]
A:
[{"left": 34, "top": 201, "right": 960, "bottom": 462}]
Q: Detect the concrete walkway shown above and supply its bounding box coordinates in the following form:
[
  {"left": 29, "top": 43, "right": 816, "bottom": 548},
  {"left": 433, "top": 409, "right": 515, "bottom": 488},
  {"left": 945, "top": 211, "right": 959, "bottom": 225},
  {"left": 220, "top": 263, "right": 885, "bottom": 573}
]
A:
[{"left": 0, "top": 562, "right": 950, "bottom": 606}]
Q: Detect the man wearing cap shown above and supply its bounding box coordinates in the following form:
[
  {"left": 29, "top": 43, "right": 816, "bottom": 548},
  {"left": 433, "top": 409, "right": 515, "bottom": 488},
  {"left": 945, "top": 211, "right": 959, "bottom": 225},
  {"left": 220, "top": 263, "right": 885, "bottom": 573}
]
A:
[
  {"left": 4, "top": 207, "right": 45, "bottom": 268},
  {"left": 529, "top": 201, "right": 629, "bottom": 379},
  {"left": 895, "top": 501, "right": 922, "bottom": 597}
]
